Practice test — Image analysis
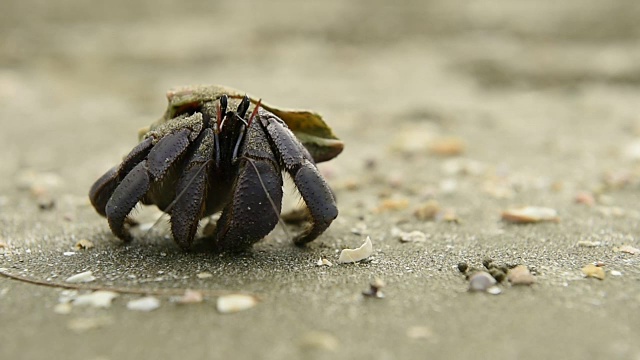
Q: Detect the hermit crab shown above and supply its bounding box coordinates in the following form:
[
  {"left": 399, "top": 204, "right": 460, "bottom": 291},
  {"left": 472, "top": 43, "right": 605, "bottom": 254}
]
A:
[{"left": 89, "top": 85, "right": 343, "bottom": 251}]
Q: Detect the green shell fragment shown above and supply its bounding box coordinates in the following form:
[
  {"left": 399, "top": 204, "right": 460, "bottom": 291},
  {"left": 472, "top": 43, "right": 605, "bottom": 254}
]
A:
[{"left": 140, "top": 85, "right": 343, "bottom": 163}]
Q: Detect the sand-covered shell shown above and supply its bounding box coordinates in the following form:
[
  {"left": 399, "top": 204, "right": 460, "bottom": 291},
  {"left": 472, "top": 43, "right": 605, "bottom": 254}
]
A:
[{"left": 140, "top": 85, "right": 344, "bottom": 163}]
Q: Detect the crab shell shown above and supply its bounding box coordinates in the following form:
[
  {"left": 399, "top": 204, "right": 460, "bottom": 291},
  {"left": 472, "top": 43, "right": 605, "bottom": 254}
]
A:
[{"left": 138, "top": 85, "right": 344, "bottom": 163}]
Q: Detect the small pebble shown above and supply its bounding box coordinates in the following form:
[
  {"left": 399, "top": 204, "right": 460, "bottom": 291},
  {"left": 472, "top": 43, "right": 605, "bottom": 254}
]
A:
[
  {"left": 65, "top": 271, "right": 96, "bottom": 283},
  {"left": 468, "top": 271, "right": 497, "bottom": 292},
  {"left": 582, "top": 264, "right": 605, "bottom": 280},
  {"left": 362, "top": 278, "right": 385, "bottom": 299},
  {"left": 374, "top": 198, "right": 409, "bottom": 213},
  {"left": 574, "top": 191, "right": 596, "bottom": 206},
  {"left": 610, "top": 270, "right": 622, "bottom": 276},
  {"left": 438, "top": 208, "right": 460, "bottom": 223},
  {"left": 457, "top": 262, "right": 468, "bottom": 273},
  {"left": 414, "top": 200, "right": 440, "bottom": 221},
  {"left": 428, "top": 137, "right": 466, "bottom": 156},
  {"left": 63, "top": 252, "right": 76, "bottom": 256},
  {"left": 617, "top": 245, "right": 639, "bottom": 255},
  {"left": 337, "top": 237, "right": 373, "bottom": 264},
  {"left": 127, "top": 296, "right": 161, "bottom": 311},
  {"left": 196, "top": 272, "right": 213, "bottom": 279},
  {"left": 216, "top": 294, "right": 258, "bottom": 314},
  {"left": 173, "top": 290, "right": 204, "bottom": 304},
  {"left": 507, "top": 265, "right": 536, "bottom": 286},
  {"left": 501, "top": 206, "right": 559, "bottom": 224}
]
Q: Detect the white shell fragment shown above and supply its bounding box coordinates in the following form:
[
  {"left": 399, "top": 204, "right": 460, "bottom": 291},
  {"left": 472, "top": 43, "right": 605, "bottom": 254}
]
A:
[
  {"left": 216, "top": 294, "right": 258, "bottom": 314},
  {"left": 582, "top": 264, "right": 605, "bottom": 280},
  {"left": 73, "top": 291, "right": 119, "bottom": 308},
  {"left": 501, "top": 206, "right": 559, "bottom": 224},
  {"left": 65, "top": 271, "right": 96, "bottom": 283},
  {"left": 337, "top": 236, "right": 373, "bottom": 264},
  {"left": 316, "top": 258, "right": 333, "bottom": 267},
  {"left": 74, "top": 239, "right": 95, "bottom": 250},
  {"left": 127, "top": 296, "right": 161, "bottom": 311}
]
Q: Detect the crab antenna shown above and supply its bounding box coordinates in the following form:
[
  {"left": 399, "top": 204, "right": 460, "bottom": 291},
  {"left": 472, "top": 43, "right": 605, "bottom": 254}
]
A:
[
  {"left": 242, "top": 156, "right": 292, "bottom": 242},
  {"left": 231, "top": 125, "right": 246, "bottom": 164},
  {"left": 247, "top": 98, "right": 262, "bottom": 128}
]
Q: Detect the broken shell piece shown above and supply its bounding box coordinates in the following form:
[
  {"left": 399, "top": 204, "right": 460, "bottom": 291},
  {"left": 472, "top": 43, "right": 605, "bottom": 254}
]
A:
[
  {"left": 216, "top": 294, "right": 258, "bottom": 314},
  {"left": 65, "top": 271, "right": 96, "bottom": 283},
  {"left": 507, "top": 265, "right": 536, "bottom": 286},
  {"left": 74, "top": 239, "right": 94, "bottom": 250},
  {"left": 582, "top": 264, "right": 605, "bottom": 280},
  {"left": 127, "top": 296, "right": 161, "bottom": 311},
  {"left": 73, "top": 291, "right": 119, "bottom": 308},
  {"left": 337, "top": 237, "right": 373, "bottom": 264},
  {"left": 468, "top": 271, "right": 497, "bottom": 292},
  {"left": 316, "top": 258, "right": 333, "bottom": 267},
  {"left": 501, "top": 206, "right": 559, "bottom": 224}
]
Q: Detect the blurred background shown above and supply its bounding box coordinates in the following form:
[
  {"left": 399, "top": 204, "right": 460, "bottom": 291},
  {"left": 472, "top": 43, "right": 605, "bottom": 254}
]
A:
[{"left": 2, "top": 0, "right": 639, "bottom": 195}]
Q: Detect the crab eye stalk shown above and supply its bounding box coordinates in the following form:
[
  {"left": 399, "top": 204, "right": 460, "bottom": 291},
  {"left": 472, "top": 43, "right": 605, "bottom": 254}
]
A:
[{"left": 236, "top": 95, "right": 251, "bottom": 119}]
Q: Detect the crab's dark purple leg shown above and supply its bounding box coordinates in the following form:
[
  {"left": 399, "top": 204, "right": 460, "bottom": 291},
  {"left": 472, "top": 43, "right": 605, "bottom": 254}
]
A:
[
  {"left": 170, "top": 128, "right": 215, "bottom": 250},
  {"left": 89, "top": 137, "right": 154, "bottom": 216},
  {"left": 213, "top": 156, "right": 283, "bottom": 251},
  {"left": 262, "top": 117, "right": 338, "bottom": 246},
  {"left": 105, "top": 129, "right": 192, "bottom": 242},
  {"left": 213, "top": 123, "right": 283, "bottom": 251}
]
